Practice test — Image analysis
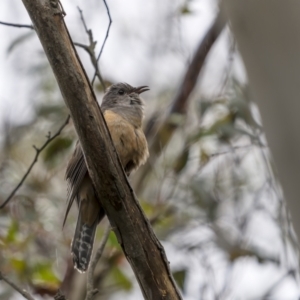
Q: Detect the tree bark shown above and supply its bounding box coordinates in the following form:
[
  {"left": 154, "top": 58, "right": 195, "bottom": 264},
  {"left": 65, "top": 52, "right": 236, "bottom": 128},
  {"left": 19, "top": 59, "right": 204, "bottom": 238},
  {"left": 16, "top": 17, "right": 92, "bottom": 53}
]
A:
[{"left": 21, "top": 0, "right": 182, "bottom": 299}]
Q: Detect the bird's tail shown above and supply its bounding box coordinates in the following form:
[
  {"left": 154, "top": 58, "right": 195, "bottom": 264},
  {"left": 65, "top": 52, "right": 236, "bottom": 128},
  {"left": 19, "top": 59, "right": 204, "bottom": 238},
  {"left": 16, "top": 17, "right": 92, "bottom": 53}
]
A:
[{"left": 71, "top": 207, "right": 105, "bottom": 273}]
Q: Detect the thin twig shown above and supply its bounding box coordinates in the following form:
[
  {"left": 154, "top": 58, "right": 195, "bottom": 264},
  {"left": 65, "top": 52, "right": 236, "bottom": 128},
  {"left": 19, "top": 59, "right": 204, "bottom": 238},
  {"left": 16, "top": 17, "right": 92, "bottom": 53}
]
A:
[
  {"left": 91, "top": 0, "right": 112, "bottom": 86},
  {"left": 0, "top": 272, "right": 35, "bottom": 300},
  {"left": 210, "top": 143, "right": 267, "bottom": 158},
  {"left": 0, "top": 115, "right": 70, "bottom": 209},
  {"left": 85, "top": 224, "right": 111, "bottom": 300},
  {"left": 75, "top": 7, "right": 106, "bottom": 90},
  {"left": 217, "top": 34, "right": 236, "bottom": 97},
  {"left": 77, "top": 6, "right": 89, "bottom": 32},
  {"left": 57, "top": 0, "right": 66, "bottom": 17},
  {"left": 0, "top": 20, "right": 34, "bottom": 29},
  {"left": 96, "top": 0, "right": 112, "bottom": 61}
]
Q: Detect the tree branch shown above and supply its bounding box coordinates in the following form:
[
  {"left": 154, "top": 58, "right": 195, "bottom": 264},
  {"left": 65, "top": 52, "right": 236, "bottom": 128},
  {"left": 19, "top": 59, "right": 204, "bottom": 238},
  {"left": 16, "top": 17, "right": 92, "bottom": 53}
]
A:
[
  {"left": 0, "top": 272, "right": 35, "bottom": 300},
  {"left": 85, "top": 224, "right": 111, "bottom": 300},
  {"left": 0, "top": 115, "right": 70, "bottom": 209},
  {"left": 75, "top": 7, "right": 106, "bottom": 90},
  {"left": 91, "top": 0, "right": 112, "bottom": 86},
  {"left": 134, "top": 10, "right": 226, "bottom": 192},
  {"left": 21, "top": 1, "right": 182, "bottom": 299},
  {"left": 0, "top": 20, "right": 34, "bottom": 29}
]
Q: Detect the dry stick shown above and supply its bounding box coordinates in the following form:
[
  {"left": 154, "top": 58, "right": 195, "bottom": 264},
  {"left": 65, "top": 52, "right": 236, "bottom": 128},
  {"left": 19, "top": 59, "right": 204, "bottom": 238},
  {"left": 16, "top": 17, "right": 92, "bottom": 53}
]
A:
[
  {"left": 134, "top": 10, "right": 226, "bottom": 193},
  {"left": 74, "top": 42, "right": 105, "bottom": 90},
  {"left": 0, "top": 20, "right": 34, "bottom": 29},
  {"left": 85, "top": 224, "right": 111, "bottom": 300},
  {"left": 91, "top": 0, "right": 112, "bottom": 86},
  {"left": 75, "top": 7, "right": 106, "bottom": 90},
  {"left": 0, "top": 272, "right": 35, "bottom": 300},
  {"left": 0, "top": 115, "right": 70, "bottom": 209},
  {"left": 21, "top": 0, "right": 182, "bottom": 299}
]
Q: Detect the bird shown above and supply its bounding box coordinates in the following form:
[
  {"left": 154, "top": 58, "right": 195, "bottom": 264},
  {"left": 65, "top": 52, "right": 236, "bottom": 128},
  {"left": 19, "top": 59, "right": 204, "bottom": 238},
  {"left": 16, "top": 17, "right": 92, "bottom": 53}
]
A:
[{"left": 63, "top": 82, "right": 149, "bottom": 273}]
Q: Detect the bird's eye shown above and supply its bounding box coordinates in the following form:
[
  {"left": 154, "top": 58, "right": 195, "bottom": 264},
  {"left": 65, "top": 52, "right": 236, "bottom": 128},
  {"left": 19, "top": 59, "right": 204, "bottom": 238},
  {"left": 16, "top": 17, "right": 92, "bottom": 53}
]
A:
[{"left": 118, "top": 89, "right": 125, "bottom": 95}]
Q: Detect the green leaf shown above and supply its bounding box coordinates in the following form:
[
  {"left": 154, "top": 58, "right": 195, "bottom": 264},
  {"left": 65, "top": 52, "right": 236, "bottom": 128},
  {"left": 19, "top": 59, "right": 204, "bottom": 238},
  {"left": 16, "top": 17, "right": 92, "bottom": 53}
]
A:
[
  {"left": 43, "top": 136, "right": 73, "bottom": 164},
  {"left": 168, "top": 113, "right": 185, "bottom": 127},
  {"left": 199, "top": 100, "right": 213, "bottom": 116},
  {"left": 10, "top": 258, "right": 26, "bottom": 273},
  {"left": 200, "top": 148, "right": 210, "bottom": 166},
  {"left": 6, "top": 220, "right": 19, "bottom": 243},
  {"left": 95, "top": 79, "right": 114, "bottom": 92},
  {"left": 173, "top": 269, "right": 186, "bottom": 290},
  {"left": 204, "top": 113, "right": 237, "bottom": 142},
  {"left": 181, "top": 6, "right": 191, "bottom": 14},
  {"left": 31, "top": 262, "right": 60, "bottom": 285},
  {"left": 111, "top": 267, "right": 132, "bottom": 291},
  {"left": 107, "top": 231, "right": 120, "bottom": 249},
  {"left": 173, "top": 148, "right": 189, "bottom": 174},
  {"left": 36, "top": 104, "right": 66, "bottom": 118}
]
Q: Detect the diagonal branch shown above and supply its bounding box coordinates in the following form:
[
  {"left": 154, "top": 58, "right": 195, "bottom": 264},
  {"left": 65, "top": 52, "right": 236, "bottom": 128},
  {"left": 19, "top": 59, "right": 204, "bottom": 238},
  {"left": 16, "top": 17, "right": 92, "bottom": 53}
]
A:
[
  {"left": 0, "top": 272, "right": 35, "bottom": 300},
  {"left": 0, "top": 115, "right": 70, "bottom": 209},
  {"left": 21, "top": 1, "right": 182, "bottom": 299},
  {"left": 134, "top": 10, "right": 226, "bottom": 193}
]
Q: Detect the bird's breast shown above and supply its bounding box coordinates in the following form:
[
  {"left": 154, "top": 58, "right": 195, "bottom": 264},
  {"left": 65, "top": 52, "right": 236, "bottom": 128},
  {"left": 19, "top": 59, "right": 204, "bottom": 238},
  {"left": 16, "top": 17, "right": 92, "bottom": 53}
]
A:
[{"left": 103, "top": 110, "right": 149, "bottom": 173}]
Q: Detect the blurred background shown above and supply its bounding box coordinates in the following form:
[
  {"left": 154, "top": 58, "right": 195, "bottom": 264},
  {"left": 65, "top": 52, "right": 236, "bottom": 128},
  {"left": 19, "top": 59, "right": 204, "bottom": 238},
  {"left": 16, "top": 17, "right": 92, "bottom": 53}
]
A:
[{"left": 0, "top": 0, "right": 299, "bottom": 299}]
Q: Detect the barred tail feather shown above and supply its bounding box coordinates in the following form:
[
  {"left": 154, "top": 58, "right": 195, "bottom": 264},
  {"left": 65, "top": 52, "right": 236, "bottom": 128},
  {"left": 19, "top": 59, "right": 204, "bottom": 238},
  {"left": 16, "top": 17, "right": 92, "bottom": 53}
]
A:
[{"left": 71, "top": 215, "right": 98, "bottom": 273}]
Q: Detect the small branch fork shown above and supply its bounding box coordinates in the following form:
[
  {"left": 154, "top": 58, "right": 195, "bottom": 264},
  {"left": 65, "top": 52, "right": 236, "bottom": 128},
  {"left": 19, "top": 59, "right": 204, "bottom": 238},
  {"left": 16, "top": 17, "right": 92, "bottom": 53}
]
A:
[
  {"left": 0, "top": 0, "right": 112, "bottom": 91},
  {"left": 0, "top": 115, "right": 70, "bottom": 209},
  {"left": 74, "top": 1, "right": 112, "bottom": 90},
  {"left": 0, "top": 272, "right": 35, "bottom": 300},
  {"left": 74, "top": 7, "right": 106, "bottom": 90}
]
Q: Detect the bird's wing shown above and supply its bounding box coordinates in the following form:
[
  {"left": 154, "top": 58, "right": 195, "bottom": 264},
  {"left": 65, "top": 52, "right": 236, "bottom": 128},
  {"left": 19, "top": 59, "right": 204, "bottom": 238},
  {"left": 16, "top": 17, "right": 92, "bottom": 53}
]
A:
[{"left": 63, "top": 141, "right": 87, "bottom": 226}]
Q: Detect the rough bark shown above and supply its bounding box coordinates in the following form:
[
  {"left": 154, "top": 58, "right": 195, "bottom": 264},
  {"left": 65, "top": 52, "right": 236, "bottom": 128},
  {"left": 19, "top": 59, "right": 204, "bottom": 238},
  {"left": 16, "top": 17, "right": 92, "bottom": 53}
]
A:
[{"left": 21, "top": 0, "right": 182, "bottom": 299}]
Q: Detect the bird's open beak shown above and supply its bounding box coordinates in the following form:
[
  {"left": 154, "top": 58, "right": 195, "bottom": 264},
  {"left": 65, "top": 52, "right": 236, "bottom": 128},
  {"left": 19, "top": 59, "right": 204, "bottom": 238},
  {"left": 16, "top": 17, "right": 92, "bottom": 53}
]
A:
[{"left": 133, "top": 86, "right": 150, "bottom": 94}]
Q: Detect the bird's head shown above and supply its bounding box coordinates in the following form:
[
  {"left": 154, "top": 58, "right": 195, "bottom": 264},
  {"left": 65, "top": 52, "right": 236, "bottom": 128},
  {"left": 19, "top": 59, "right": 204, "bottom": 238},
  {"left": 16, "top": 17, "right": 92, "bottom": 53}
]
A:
[
  {"left": 102, "top": 82, "right": 149, "bottom": 110},
  {"left": 101, "top": 82, "right": 149, "bottom": 127}
]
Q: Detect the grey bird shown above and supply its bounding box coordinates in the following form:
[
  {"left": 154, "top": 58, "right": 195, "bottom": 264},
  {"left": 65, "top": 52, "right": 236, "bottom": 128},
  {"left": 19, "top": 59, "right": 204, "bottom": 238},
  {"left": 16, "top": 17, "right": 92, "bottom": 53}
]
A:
[{"left": 64, "top": 83, "right": 149, "bottom": 273}]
